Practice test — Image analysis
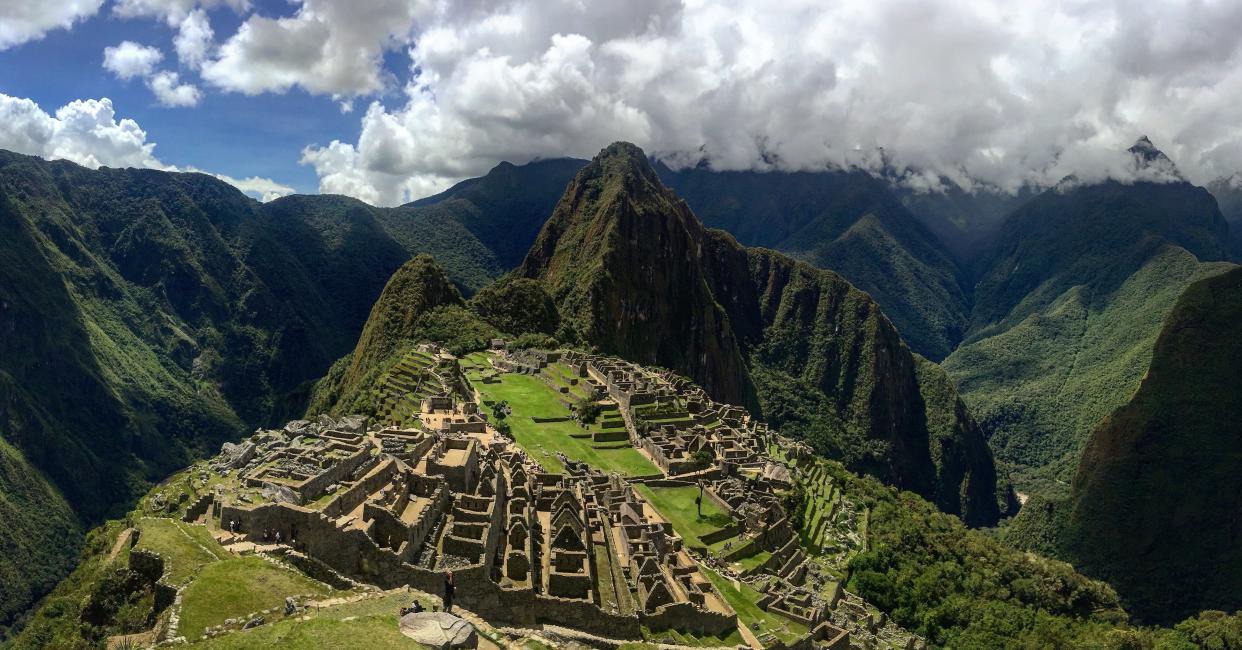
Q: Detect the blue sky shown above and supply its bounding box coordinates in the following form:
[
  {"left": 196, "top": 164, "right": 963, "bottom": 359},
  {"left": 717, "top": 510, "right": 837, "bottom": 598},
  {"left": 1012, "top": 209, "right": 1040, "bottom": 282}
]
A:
[
  {"left": 0, "top": 1, "right": 396, "bottom": 194},
  {"left": 2, "top": 0, "right": 1241, "bottom": 206}
]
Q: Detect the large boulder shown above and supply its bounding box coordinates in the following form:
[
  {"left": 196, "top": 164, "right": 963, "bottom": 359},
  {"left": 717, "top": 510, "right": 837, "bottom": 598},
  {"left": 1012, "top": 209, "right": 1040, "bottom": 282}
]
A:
[
  {"left": 284, "top": 420, "right": 320, "bottom": 437},
  {"left": 398, "top": 612, "right": 478, "bottom": 649},
  {"left": 260, "top": 482, "right": 301, "bottom": 506},
  {"left": 337, "top": 414, "right": 369, "bottom": 435},
  {"left": 214, "top": 442, "right": 256, "bottom": 470}
]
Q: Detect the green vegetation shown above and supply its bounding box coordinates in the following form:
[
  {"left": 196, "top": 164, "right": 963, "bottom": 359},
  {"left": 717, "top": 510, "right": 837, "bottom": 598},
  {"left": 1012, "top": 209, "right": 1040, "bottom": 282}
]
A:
[
  {"left": 1063, "top": 267, "right": 1242, "bottom": 623},
  {"left": 132, "top": 518, "right": 228, "bottom": 586},
  {"left": 474, "top": 372, "right": 657, "bottom": 476},
  {"left": 947, "top": 246, "right": 1235, "bottom": 495},
  {"left": 186, "top": 614, "right": 412, "bottom": 650},
  {"left": 948, "top": 173, "right": 1235, "bottom": 496},
  {"left": 638, "top": 624, "right": 745, "bottom": 648},
  {"left": 178, "top": 557, "right": 333, "bottom": 639},
  {"left": 574, "top": 397, "right": 602, "bottom": 424},
  {"left": 701, "top": 567, "right": 808, "bottom": 645},
  {"left": 659, "top": 163, "right": 969, "bottom": 361},
  {"left": 633, "top": 485, "right": 733, "bottom": 550},
  {"left": 469, "top": 277, "right": 560, "bottom": 336},
  {"left": 12, "top": 521, "right": 158, "bottom": 648}
]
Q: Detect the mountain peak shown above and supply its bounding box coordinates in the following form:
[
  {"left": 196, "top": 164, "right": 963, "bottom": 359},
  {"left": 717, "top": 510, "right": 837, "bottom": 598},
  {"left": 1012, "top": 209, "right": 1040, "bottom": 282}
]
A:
[
  {"left": 1127, "top": 135, "right": 1182, "bottom": 179},
  {"left": 589, "top": 141, "right": 663, "bottom": 186}
]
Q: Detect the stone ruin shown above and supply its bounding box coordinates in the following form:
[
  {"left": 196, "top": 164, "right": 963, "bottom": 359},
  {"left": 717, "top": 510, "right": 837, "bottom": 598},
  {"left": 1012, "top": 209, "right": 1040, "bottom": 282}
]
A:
[{"left": 180, "top": 346, "right": 921, "bottom": 648}]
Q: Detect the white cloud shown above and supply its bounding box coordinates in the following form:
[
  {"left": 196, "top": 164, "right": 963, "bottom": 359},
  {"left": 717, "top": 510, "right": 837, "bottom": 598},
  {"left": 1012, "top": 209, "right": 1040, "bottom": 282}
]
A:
[
  {"left": 285, "top": 0, "right": 1242, "bottom": 205},
  {"left": 0, "top": 0, "right": 104, "bottom": 50},
  {"left": 188, "top": 168, "right": 295, "bottom": 202},
  {"left": 0, "top": 94, "right": 164, "bottom": 169},
  {"left": 200, "top": 0, "right": 427, "bottom": 96},
  {"left": 103, "top": 41, "right": 164, "bottom": 80},
  {"left": 112, "top": 0, "right": 248, "bottom": 25},
  {"left": 102, "top": 42, "right": 200, "bottom": 107},
  {"left": 0, "top": 93, "right": 293, "bottom": 202},
  {"left": 174, "top": 8, "right": 214, "bottom": 69},
  {"left": 147, "top": 71, "right": 201, "bottom": 106}
]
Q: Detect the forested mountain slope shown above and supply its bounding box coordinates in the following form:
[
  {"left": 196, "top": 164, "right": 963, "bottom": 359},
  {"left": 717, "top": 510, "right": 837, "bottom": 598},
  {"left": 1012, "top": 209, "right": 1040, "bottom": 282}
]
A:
[
  {"left": 944, "top": 159, "right": 1235, "bottom": 493},
  {"left": 1065, "top": 266, "right": 1242, "bottom": 624},
  {"left": 658, "top": 164, "right": 969, "bottom": 361}
]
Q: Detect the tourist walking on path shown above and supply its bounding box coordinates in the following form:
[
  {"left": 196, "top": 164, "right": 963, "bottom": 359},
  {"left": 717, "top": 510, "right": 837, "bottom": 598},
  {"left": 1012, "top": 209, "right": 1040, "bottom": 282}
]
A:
[{"left": 443, "top": 571, "right": 455, "bottom": 613}]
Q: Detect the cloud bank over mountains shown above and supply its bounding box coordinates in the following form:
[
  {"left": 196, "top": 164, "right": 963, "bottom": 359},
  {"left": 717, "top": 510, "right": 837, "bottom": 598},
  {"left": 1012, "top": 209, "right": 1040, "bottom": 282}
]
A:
[{"left": 4, "top": 0, "right": 1242, "bottom": 205}]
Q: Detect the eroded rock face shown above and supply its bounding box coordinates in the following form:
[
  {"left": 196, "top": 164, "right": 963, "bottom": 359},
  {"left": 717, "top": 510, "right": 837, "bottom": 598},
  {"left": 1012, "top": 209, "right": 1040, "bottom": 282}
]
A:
[{"left": 399, "top": 611, "right": 478, "bottom": 649}]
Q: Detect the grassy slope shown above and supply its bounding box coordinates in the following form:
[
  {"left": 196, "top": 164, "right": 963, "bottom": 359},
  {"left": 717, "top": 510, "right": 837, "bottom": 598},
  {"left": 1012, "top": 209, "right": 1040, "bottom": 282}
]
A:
[{"left": 179, "top": 557, "right": 332, "bottom": 639}]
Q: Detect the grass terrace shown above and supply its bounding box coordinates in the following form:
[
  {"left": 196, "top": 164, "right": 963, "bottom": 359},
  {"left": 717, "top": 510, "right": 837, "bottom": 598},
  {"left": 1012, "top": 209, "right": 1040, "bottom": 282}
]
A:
[
  {"left": 132, "top": 518, "right": 229, "bottom": 587},
  {"left": 184, "top": 591, "right": 430, "bottom": 649},
  {"left": 474, "top": 373, "right": 658, "bottom": 476},
  {"left": 702, "top": 568, "right": 809, "bottom": 647},
  {"left": 178, "top": 556, "right": 336, "bottom": 639},
  {"left": 633, "top": 485, "right": 736, "bottom": 550}
]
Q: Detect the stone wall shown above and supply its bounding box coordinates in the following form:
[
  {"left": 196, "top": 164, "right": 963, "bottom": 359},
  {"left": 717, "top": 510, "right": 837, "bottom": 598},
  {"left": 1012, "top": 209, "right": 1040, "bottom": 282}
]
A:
[
  {"left": 216, "top": 500, "right": 643, "bottom": 638},
  {"left": 641, "top": 601, "right": 736, "bottom": 636},
  {"left": 182, "top": 493, "right": 213, "bottom": 523},
  {"left": 128, "top": 549, "right": 177, "bottom": 613},
  {"left": 321, "top": 459, "right": 399, "bottom": 519}
]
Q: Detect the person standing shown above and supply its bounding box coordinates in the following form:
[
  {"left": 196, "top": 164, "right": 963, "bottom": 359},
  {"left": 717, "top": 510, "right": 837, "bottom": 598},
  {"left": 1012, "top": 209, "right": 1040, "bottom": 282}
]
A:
[{"left": 443, "top": 570, "right": 455, "bottom": 613}]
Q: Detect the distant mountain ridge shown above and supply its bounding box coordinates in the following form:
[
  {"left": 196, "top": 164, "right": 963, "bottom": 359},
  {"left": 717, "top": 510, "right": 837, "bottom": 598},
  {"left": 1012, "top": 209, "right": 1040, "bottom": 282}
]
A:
[{"left": 656, "top": 163, "right": 970, "bottom": 361}]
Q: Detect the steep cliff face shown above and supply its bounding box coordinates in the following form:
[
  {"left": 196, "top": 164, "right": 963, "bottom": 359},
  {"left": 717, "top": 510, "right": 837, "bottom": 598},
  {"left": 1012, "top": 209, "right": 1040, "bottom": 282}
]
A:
[
  {"left": 658, "top": 163, "right": 969, "bottom": 361},
  {"left": 520, "top": 142, "right": 1009, "bottom": 525},
  {"left": 518, "top": 142, "right": 754, "bottom": 405},
  {"left": 1065, "top": 267, "right": 1242, "bottom": 624}
]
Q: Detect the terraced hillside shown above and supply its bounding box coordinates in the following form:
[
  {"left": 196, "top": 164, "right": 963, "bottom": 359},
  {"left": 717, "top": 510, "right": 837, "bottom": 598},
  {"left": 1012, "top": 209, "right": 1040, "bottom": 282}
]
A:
[{"left": 370, "top": 348, "right": 451, "bottom": 429}]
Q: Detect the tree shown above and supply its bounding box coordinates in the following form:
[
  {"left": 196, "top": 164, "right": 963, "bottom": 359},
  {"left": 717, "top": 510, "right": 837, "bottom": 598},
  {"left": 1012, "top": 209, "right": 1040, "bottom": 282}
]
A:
[
  {"left": 783, "top": 479, "right": 807, "bottom": 530},
  {"left": 691, "top": 448, "right": 714, "bottom": 470},
  {"left": 575, "top": 398, "right": 602, "bottom": 424},
  {"left": 632, "top": 413, "right": 651, "bottom": 437},
  {"left": 491, "top": 400, "right": 510, "bottom": 421}
]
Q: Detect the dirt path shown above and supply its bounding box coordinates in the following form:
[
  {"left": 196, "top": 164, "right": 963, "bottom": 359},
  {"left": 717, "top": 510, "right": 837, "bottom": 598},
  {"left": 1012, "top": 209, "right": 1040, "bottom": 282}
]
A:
[{"left": 105, "top": 528, "right": 134, "bottom": 564}]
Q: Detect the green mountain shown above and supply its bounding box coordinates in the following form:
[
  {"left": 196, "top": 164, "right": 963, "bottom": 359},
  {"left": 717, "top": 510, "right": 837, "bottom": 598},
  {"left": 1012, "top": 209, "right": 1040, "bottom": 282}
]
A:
[
  {"left": 306, "top": 254, "right": 504, "bottom": 417},
  {"left": 519, "top": 142, "right": 1010, "bottom": 525},
  {"left": 0, "top": 151, "right": 433, "bottom": 626},
  {"left": 943, "top": 146, "right": 1236, "bottom": 495},
  {"left": 1064, "top": 267, "right": 1242, "bottom": 623},
  {"left": 401, "top": 158, "right": 588, "bottom": 273},
  {"left": 1206, "top": 174, "right": 1242, "bottom": 258},
  {"left": 657, "top": 163, "right": 969, "bottom": 361}
]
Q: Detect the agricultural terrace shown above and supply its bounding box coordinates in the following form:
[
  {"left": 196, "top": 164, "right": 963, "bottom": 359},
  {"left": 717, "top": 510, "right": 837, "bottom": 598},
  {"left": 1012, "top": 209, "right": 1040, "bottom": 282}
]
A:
[{"left": 472, "top": 372, "right": 658, "bottom": 476}]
